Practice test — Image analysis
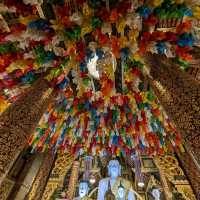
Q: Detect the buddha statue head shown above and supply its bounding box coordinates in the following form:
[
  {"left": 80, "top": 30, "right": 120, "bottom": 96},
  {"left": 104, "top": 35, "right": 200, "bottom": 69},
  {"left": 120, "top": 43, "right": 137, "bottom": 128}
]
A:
[
  {"left": 79, "top": 180, "right": 90, "bottom": 198},
  {"left": 151, "top": 188, "right": 161, "bottom": 200},
  {"left": 108, "top": 160, "right": 121, "bottom": 179}
]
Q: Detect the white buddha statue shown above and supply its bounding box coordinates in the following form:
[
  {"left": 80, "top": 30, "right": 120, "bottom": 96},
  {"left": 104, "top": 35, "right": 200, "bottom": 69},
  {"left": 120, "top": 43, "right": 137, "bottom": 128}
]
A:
[
  {"left": 74, "top": 181, "right": 92, "bottom": 200},
  {"left": 97, "top": 160, "right": 136, "bottom": 200},
  {"left": 151, "top": 188, "right": 161, "bottom": 200}
]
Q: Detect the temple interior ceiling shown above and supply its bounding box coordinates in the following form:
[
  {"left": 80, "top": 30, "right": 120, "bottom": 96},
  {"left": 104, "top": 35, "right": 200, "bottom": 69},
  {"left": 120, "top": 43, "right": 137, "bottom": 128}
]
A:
[{"left": 0, "top": 0, "right": 200, "bottom": 199}]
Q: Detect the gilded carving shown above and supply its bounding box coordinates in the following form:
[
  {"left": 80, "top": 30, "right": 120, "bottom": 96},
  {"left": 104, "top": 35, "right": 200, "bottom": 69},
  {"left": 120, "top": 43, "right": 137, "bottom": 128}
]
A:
[
  {"left": 27, "top": 152, "right": 55, "bottom": 200},
  {"left": 41, "top": 182, "right": 60, "bottom": 200},
  {"left": 67, "top": 161, "right": 80, "bottom": 199},
  {"left": 155, "top": 155, "right": 196, "bottom": 199},
  {"left": 176, "top": 185, "right": 196, "bottom": 200},
  {"left": 155, "top": 156, "right": 184, "bottom": 181},
  {"left": 41, "top": 151, "right": 74, "bottom": 200},
  {"left": 144, "top": 54, "right": 200, "bottom": 157},
  {"left": 0, "top": 78, "right": 53, "bottom": 181},
  {"left": 50, "top": 151, "right": 74, "bottom": 181},
  {"left": 0, "top": 178, "right": 15, "bottom": 200},
  {"left": 144, "top": 53, "right": 200, "bottom": 196},
  {"left": 177, "top": 150, "right": 200, "bottom": 197}
]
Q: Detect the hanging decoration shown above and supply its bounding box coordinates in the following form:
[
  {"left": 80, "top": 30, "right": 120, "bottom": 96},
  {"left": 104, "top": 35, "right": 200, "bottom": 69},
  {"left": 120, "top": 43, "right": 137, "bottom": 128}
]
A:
[
  {"left": 28, "top": 56, "right": 182, "bottom": 156},
  {"left": 0, "top": 0, "right": 198, "bottom": 155},
  {"left": 137, "top": 0, "right": 197, "bottom": 70}
]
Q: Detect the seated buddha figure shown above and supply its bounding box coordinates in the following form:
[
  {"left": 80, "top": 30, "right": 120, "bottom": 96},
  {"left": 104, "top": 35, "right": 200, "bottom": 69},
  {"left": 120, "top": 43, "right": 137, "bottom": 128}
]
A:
[
  {"left": 97, "top": 160, "right": 136, "bottom": 200},
  {"left": 74, "top": 180, "right": 93, "bottom": 200}
]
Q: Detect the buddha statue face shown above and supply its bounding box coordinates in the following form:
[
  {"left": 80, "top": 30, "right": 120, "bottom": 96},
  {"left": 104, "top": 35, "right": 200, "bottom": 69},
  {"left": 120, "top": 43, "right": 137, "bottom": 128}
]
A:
[
  {"left": 118, "top": 187, "right": 125, "bottom": 199},
  {"left": 151, "top": 188, "right": 161, "bottom": 200},
  {"left": 79, "top": 181, "right": 89, "bottom": 198},
  {"left": 108, "top": 160, "right": 121, "bottom": 179}
]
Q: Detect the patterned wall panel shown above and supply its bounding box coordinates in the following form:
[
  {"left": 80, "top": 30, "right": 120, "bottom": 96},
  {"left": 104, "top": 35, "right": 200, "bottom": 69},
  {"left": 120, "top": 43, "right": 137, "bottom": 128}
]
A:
[
  {"left": 177, "top": 150, "right": 200, "bottom": 198},
  {"left": 155, "top": 155, "right": 196, "bottom": 199},
  {"left": 144, "top": 54, "right": 200, "bottom": 196},
  {"left": 67, "top": 161, "right": 80, "bottom": 199},
  {"left": 0, "top": 178, "right": 15, "bottom": 200},
  {"left": 145, "top": 54, "right": 200, "bottom": 197},
  {"left": 144, "top": 54, "right": 200, "bottom": 158},
  {"left": 0, "top": 77, "right": 53, "bottom": 182}
]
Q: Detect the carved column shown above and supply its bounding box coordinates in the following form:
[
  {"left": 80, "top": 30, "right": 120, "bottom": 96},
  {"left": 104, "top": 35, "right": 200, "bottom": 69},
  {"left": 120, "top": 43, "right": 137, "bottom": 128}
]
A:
[
  {"left": 67, "top": 161, "right": 80, "bottom": 199},
  {"left": 155, "top": 155, "right": 196, "bottom": 199},
  {"left": 0, "top": 77, "right": 53, "bottom": 184},
  {"left": 41, "top": 151, "right": 74, "bottom": 200},
  {"left": 26, "top": 152, "right": 55, "bottom": 200},
  {"left": 144, "top": 53, "right": 200, "bottom": 151},
  {"left": 154, "top": 158, "right": 172, "bottom": 200},
  {"left": 176, "top": 148, "right": 200, "bottom": 198},
  {"left": 144, "top": 53, "right": 200, "bottom": 198}
]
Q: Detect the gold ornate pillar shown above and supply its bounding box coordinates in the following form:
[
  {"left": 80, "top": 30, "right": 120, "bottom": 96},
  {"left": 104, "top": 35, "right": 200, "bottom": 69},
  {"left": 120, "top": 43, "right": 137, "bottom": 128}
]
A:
[
  {"left": 154, "top": 158, "right": 172, "bottom": 200},
  {"left": 26, "top": 152, "right": 55, "bottom": 200},
  {"left": 41, "top": 151, "right": 74, "bottom": 200},
  {"left": 144, "top": 53, "right": 200, "bottom": 155},
  {"left": 0, "top": 77, "right": 53, "bottom": 184},
  {"left": 176, "top": 148, "right": 200, "bottom": 198},
  {"left": 67, "top": 161, "right": 80, "bottom": 199},
  {"left": 155, "top": 155, "right": 196, "bottom": 199},
  {"left": 144, "top": 53, "right": 200, "bottom": 198}
]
